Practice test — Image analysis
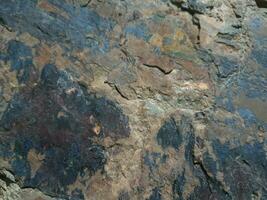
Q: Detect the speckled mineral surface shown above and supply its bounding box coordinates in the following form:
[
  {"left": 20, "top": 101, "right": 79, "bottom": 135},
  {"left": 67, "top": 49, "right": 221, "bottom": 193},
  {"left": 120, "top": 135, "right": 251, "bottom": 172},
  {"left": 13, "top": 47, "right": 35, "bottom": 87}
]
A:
[{"left": 0, "top": 0, "right": 266, "bottom": 199}]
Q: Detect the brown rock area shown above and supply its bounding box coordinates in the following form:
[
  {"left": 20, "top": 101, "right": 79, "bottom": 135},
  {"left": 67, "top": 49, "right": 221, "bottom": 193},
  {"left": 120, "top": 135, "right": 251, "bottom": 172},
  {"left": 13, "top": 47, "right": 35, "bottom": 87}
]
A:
[{"left": 0, "top": 0, "right": 266, "bottom": 199}]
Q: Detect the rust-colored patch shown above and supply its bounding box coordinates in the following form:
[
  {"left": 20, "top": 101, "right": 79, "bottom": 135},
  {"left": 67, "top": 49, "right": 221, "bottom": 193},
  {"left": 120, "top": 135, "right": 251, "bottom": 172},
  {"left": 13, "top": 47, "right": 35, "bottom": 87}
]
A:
[
  {"left": 37, "top": 0, "right": 69, "bottom": 19},
  {"left": 235, "top": 93, "right": 267, "bottom": 122},
  {"left": 34, "top": 43, "right": 71, "bottom": 71},
  {"left": 34, "top": 197, "right": 45, "bottom": 200},
  {"left": 149, "top": 33, "right": 163, "bottom": 47},
  {"left": 73, "top": 49, "right": 91, "bottom": 65},
  {"left": 0, "top": 61, "right": 18, "bottom": 102},
  {"left": 129, "top": 37, "right": 175, "bottom": 73},
  {"left": 149, "top": 21, "right": 172, "bottom": 36},
  {"left": 53, "top": 44, "right": 72, "bottom": 69},
  {"left": 89, "top": 115, "right": 101, "bottom": 135},
  {"left": 176, "top": 59, "right": 210, "bottom": 81},
  {"left": 33, "top": 43, "right": 52, "bottom": 69},
  {"left": 93, "top": 124, "right": 101, "bottom": 135},
  {"left": 27, "top": 149, "right": 45, "bottom": 178},
  {"left": 19, "top": 33, "right": 40, "bottom": 47}
]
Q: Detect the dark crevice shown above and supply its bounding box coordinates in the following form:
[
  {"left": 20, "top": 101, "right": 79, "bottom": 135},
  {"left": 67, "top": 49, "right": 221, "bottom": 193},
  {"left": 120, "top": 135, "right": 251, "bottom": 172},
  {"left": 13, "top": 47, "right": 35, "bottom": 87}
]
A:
[
  {"left": 181, "top": 7, "right": 202, "bottom": 15},
  {"left": 0, "top": 16, "right": 6, "bottom": 26},
  {"left": 104, "top": 81, "right": 130, "bottom": 100},
  {"left": 80, "top": 0, "right": 91, "bottom": 7},
  {"left": 0, "top": 17, "right": 12, "bottom": 31},
  {"left": 120, "top": 48, "right": 136, "bottom": 65},
  {"left": 0, "top": 171, "right": 15, "bottom": 186},
  {"left": 143, "top": 64, "right": 173, "bottom": 75},
  {"left": 105, "top": 142, "right": 122, "bottom": 149},
  {"left": 241, "top": 159, "right": 251, "bottom": 167},
  {"left": 217, "top": 32, "right": 238, "bottom": 39},
  {"left": 36, "top": 24, "right": 51, "bottom": 37},
  {"left": 194, "top": 161, "right": 232, "bottom": 198},
  {"left": 195, "top": 161, "right": 212, "bottom": 193},
  {"left": 255, "top": 0, "right": 267, "bottom": 8},
  {"left": 214, "top": 40, "right": 239, "bottom": 50},
  {"left": 170, "top": 0, "right": 183, "bottom": 8},
  {"left": 192, "top": 15, "right": 201, "bottom": 46},
  {"left": 114, "top": 85, "right": 129, "bottom": 100}
]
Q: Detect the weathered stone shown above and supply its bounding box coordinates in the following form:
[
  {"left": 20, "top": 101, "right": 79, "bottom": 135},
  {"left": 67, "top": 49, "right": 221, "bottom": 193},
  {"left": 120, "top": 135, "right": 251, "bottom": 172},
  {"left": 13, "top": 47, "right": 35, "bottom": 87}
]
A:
[
  {"left": 148, "top": 188, "right": 162, "bottom": 200},
  {"left": 215, "top": 56, "right": 240, "bottom": 78},
  {"left": 181, "top": 0, "right": 218, "bottom": 14},
  {"left": 157, "top": 117, "right": 182, "bottom": 150},
  {"left": 0, "top": 0, "right": 266, "bottom": 199},
  {"left": 255, "top": 0, "right": 267, "bottom": 7},
  {"left": 0, "top": 64, "right": 130, "bottom": 198}
]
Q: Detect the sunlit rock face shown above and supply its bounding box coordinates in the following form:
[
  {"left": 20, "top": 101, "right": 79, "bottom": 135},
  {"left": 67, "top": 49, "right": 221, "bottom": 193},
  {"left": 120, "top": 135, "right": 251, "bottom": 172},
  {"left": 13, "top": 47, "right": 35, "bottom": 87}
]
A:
[{"left": 0, "top": 0, "right": 266, "bottom": 199}]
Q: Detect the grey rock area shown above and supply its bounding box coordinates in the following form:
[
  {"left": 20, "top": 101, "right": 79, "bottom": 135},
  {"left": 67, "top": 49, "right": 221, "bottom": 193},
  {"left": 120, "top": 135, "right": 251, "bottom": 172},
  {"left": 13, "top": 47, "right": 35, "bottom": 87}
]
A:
[{"left": 0, "top": 0, "right": 266, "bottom": 199}]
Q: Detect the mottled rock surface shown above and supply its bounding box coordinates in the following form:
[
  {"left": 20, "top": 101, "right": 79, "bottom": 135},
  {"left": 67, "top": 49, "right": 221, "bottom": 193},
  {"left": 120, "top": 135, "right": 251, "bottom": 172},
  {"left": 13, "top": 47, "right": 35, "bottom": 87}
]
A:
[{"left": 0, "top": 0, "right": 266, "bottom": 199}]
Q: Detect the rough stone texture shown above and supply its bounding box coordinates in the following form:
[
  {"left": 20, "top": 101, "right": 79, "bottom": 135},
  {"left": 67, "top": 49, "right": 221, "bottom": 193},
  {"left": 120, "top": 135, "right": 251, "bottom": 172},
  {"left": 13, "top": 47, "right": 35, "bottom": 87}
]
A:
[{"left": 0, "top": 0, "right": 266, "bottom": 199}]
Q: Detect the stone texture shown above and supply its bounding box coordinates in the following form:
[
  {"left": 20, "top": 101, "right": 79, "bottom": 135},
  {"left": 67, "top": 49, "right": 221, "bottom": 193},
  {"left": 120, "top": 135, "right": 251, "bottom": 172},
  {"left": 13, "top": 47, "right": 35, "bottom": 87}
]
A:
[
  {"left": 255, "top": 0, "right": 267, "bottom": 8},
  {"left": 0, "top": 0, "right": 266, "bottom": 199}
]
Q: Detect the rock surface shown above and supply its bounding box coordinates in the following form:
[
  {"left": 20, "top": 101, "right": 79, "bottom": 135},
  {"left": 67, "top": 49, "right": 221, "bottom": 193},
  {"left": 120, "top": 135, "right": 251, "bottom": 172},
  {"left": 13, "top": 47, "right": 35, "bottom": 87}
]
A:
[{"left": 0, "top": 0, "right": 266, "bottom": 199}]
